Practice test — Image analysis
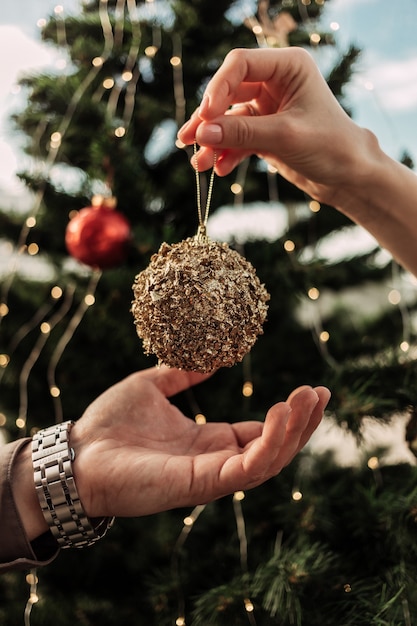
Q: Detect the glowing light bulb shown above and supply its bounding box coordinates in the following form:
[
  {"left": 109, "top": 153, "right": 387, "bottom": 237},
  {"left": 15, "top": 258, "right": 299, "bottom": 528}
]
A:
[
  {"left": 115, "top": 126, "right": 126, "bottom": 137},
  {"left": 244, "top": 598, "right": 254, "bottom": 612},
  {"left": 26, "top": 216, "right": 36, "bottom": 228},
  {"left": 195, "top": 413, "right": 206, "bottom": 424},
  {"left": 16, "top": 418, "right": 26, "bottom": 429},
  {"left": 103, "top": 77, "right": 114, "bottom": 89},
  {"left": 234, "top": 491, "right": 245, "bottom": 501},
  {"left": 26, "top": 573, "right": 39, "bottom": 585},
  {"left": 230, "top": 183, "right": 242, "bottom": 195},
  {"left": 284, "top": 240, "right": 295, "bottom": 252},
  {"left": 84, "top": 294, "right": 95, "bottom": 306},
  {"left": 308, "top": 287, "right": 320, "bottom": 301},
  {"left": 51, "top": 286, "right": 63, "bottom": 299},
  {"left": 50, "top": 386, "right": 61, "bottom": 398},
  {"left": 40, "top": 322, "right": 51, "bottom": 334},
  {"left": 242, "top": 381, "right": 253, "bottom": 397},
  {"left": 0, "top": 354, "right": 10, "bottom": 368},
  {"left": 27, "top": 243, "right": 39, "bottom": 256},
  {"left": 145, "top": 45, "right": 158, "bottom": 58},
  {"left": 367, "top": 456, "right": 379, "bottom": 470},
  {"left": 292, "top": 490, "right": 303, "bottom": 501},
  {"left": 319, "top": 331, "right": 329, "bottom": 342},
  {"left": 388, "top": 289, "right": 401, "bottom": 305},
  {"left": 309, "top": 200, "right": 321, "bottom": 213}
]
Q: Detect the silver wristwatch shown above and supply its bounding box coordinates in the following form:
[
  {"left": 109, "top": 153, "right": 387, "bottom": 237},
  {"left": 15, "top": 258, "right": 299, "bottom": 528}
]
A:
[{"left": 32, "top": 421, "right": 114, "bottom": 549}]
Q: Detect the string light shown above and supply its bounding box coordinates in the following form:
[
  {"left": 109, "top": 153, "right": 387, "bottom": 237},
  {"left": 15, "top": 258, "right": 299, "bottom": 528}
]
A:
[
  {"left": 0, "top": 355, "right": 10, "bottom": 368},
  {"left": 145, "top": 45, "right": 158, "bottom": 57},
  {"left": 24, "top": 568, "right": 39, "bottom": 625},
  {"left": 194, "top": 413, "right": 206, "bottom": 424},
  {"left": 319, "top": 330, "right": 329, "bottom": 342},
  {"left": 172, "top": 504, "right": 207, "bottom": 626},
  {"left": 103, "top": 77, "right": 115, "bottom": 89},
  {"left": 292, "top": 489, "right": 303, "bottom": 501},
  {"left": 244, "top": 598, "right": 255, "bottom": 612},
  {"left": 284, "top": 239, "right": 295, "bottom": 252},
  {"left": 26, "top": 217, "right": 37, "bottom": 228},
  {"left": 388, "top": 289, "right": 401, "bottom": 305},
  {"left": 46, "top": 275, "right": 99, "bottom": 424},
  {"left": 27, "top": 243, "right": 39, "bottom": 256},
  {"left": 309, "top": 200, "right": 321, "bottom": 213},
  {"left": 84, "top": 294, "right": 95, "bottom": 306},
  {"left": 367, "top": 456, "right": 379, "bottom": 470},
  {"left": 0, "top": 413, "right": 6, "bottom": 427},
  {"left": 231, "top": 183, "right": 243, "bottom": 195},
  {"left": 242, "top": 381, "right": 253, "bottom": 397},
  {"left": 400, "top": 341, "right": 409, "bottom": 352},
  {"left": 51, "top": 286, "right": 63, "bottom": 299},
  {"left": 308, "top": 287, "right": 320, "bottom": 300}
]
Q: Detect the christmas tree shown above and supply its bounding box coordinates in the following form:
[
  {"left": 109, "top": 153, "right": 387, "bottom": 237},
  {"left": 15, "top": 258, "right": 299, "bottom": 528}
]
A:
[{"left": 1, "top": 1, "right": 417, "bottom": 624}]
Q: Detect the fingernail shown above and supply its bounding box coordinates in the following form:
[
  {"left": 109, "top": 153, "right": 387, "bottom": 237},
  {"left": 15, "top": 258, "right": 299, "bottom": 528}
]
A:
[
  {"left": 199, "top": 95, "right": 210, "bottom": 117},
  {"left": 198, "top": 123, "right": 223, "bottom": 145},
  {"left": 178, "top": 119, "right": 191, "bottom": 136}
]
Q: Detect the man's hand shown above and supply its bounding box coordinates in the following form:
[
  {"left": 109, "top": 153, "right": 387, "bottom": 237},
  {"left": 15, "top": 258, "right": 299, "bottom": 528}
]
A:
[{"left": 71, "top": 366, "right": 330, "bottom": 518}]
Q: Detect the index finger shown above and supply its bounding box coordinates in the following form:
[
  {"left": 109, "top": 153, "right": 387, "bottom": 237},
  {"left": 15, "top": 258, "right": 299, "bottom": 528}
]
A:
[{"left": 198, "top": 47, "right": 311, "bottom": 119}]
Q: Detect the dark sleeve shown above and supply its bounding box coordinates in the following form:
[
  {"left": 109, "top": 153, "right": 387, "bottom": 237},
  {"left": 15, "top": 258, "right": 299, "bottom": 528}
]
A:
[{"left": 0, "top": 438, "right": 59, "bottom": 573}]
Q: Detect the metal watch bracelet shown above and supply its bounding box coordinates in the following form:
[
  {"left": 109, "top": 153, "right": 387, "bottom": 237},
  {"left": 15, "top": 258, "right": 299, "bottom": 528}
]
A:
[{"left": 32, "top": 421, "right": 114, "bottom": 549}]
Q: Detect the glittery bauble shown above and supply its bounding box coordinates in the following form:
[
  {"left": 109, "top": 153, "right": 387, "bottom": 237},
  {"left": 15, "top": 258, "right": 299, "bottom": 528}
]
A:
[
  {"left": 131, "top": 236, "right": 270, "bottom": 373},
  {"left": 65, "top": 201, "right": 131, "bottom": 269}
]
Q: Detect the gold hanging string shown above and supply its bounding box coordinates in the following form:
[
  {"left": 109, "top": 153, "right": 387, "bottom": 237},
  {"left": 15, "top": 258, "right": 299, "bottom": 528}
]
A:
[{"left": 193, "top": 143, "right": 217, "bottom": 240}]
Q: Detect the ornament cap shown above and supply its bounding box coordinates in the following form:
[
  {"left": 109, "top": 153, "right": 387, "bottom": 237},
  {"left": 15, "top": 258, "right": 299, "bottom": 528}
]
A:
[{"left": 91, "top": 194, "right": 117, "bottom": 209}]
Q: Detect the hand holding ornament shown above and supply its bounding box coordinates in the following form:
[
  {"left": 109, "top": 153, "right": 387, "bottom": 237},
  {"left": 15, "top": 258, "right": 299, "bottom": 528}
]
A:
[{"left": 178, "top": 47, "right": 417, "bottom": 277}]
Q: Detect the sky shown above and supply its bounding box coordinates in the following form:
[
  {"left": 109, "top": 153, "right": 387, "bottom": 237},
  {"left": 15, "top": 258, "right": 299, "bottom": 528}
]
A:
[{"left": 1, "top": 0, "right": 417, "bottom": 197}]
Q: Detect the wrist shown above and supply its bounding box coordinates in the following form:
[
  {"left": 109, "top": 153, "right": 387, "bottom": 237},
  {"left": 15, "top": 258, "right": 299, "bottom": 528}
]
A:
[
  {"left": 13, "top": 441, "right": 49, "bottom": 542},
  {"left": 31, "top": 422, "right": 114, "bottom": 549}
]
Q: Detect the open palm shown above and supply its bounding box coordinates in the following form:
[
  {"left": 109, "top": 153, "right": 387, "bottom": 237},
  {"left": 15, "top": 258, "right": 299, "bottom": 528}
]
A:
[{"left": 72, "top": 366, "right": 330, "bottom": 519}]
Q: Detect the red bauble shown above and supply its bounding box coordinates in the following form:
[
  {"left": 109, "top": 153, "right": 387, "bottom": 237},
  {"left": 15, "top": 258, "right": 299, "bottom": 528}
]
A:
[{"left": 65, "top": 200, "right": 131, "bottom": 269}]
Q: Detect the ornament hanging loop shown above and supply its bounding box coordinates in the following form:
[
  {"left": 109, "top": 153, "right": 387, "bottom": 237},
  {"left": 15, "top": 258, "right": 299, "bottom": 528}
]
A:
[{"left": 194, "top": 142, "right": 216, "bottom": 242}]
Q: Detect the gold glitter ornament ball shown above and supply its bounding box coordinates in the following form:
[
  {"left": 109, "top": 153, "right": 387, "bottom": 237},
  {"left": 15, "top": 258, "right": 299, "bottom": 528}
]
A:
[{"left": 131, "top": 235, "right": 270, "bottom": 373}]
